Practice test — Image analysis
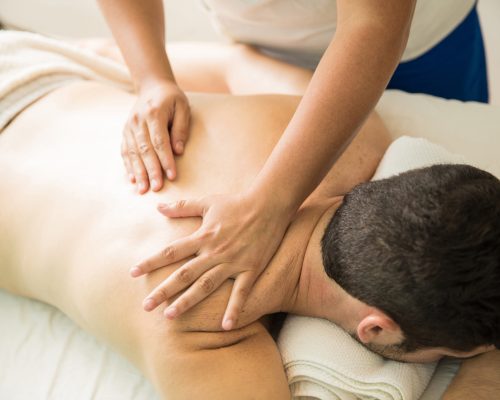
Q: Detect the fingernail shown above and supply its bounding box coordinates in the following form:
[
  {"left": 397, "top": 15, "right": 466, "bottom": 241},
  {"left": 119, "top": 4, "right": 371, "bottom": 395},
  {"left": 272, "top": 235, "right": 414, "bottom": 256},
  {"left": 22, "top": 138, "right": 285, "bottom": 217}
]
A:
[
  {"left": 222, "top": 318, "right": 233, "bottom": 331},
  {"left": 129, "top": 266, "right": 141, "bottom": 277},
  {"left": 139, "top": 182, "right": 146, "bottom": 192},
  {"left": 151, "top": 179, "right": 159, "bottom": 191},
  {"left": 176, "top": 141, "right": 184, "bottom": 154},
  {"left": 143, "top": 298, "right": 156, "bottom": 311},
  {"left": 164, "top": 306, "right": 177, "bottom": 319},
  {"left": 167, "top": 169, "right": 174, "bottom": 180},
  {"left": 158, "top": 202, "right": 176, "bottom": 211},
  {"left": 142, "top": 297, "right": 156, "bottom": 311}
]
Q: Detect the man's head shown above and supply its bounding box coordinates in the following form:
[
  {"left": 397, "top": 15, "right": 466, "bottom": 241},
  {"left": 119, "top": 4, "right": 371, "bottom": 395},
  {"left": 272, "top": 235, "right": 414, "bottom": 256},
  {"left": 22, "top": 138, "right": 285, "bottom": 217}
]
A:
[{"left": 321, "top": 164, "right": 500, "bottom": 362}]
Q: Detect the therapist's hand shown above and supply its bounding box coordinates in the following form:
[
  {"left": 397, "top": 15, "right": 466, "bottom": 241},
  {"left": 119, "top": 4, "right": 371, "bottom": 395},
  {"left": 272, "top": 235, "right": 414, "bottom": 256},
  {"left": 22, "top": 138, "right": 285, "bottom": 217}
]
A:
[
  {"left": 131, "top": 191, "right": 293, "bottom": 330},
  {"left": 122, "top": 79, "right": 190, "bottom": 194}
]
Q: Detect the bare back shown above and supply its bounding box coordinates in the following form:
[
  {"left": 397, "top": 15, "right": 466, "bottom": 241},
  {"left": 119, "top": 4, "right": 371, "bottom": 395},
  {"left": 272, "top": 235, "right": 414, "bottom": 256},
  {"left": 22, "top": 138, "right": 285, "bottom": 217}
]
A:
[{"left": 0, "top": 80, "right": 389, "bottom": 398}]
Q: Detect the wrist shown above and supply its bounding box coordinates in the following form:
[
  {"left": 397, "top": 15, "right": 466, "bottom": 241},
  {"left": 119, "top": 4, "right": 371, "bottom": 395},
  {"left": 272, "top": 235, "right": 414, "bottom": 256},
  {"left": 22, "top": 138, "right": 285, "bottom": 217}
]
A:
[
  {"left": 137, "top": 74, "right": 176, "bottom": 93},
  {"left": 244, "top": 186, "right": 298, "bottom": 222}
]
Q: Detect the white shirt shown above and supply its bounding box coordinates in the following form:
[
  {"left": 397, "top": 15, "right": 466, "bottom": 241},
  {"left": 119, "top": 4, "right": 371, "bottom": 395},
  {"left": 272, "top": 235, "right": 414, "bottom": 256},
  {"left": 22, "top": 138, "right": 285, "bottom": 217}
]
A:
[{"left": 201, "top": 0, "right": 476, "bottom": 68}]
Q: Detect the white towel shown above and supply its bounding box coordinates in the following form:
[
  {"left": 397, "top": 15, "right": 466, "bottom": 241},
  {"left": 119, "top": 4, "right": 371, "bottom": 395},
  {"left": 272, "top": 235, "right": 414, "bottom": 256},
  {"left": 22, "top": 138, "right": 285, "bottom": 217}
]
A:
[
  {"left": 372, "top": 136, "right": 466, "bottom": 181},
  {"left": 278, "top": 137, "right": 469, "bottom": 400},
  {"left": 278, "top": 316, "right": 436, "bottom": 400},
  {"left": 0, "top": 30, "right": 133, "bottom": 131}
]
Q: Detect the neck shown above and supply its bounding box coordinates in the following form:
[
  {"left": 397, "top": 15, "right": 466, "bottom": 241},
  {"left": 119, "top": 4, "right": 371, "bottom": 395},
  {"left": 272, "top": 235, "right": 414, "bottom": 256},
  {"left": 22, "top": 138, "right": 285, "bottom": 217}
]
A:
[
  {"left": 281, "top": 199, "right": 364, "bottom": 332},
  {"left": 240, "top": 198, "right": 360, "bottom": 331}
]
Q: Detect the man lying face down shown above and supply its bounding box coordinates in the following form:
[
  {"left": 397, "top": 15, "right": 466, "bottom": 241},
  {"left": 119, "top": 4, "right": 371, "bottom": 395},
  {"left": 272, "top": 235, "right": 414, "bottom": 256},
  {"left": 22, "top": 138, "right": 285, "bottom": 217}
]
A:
[
  {"left": 1, "top": 99, "right": 498, "bottom": 397},
  {"left": 319, "top": 164, "right": 500, "bottom": 363},
  {"left": 140, "top": 159, "right": 500, "bottom": 368},
  {"left": 1, "top": 33, "right": 498, "bottom": 397}
]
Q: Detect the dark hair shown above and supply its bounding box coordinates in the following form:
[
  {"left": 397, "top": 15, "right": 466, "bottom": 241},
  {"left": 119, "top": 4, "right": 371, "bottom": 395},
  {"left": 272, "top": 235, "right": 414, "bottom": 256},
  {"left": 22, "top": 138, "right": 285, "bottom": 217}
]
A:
[{"left": 321, "top": 164, "right": 500, "bottom": 352}]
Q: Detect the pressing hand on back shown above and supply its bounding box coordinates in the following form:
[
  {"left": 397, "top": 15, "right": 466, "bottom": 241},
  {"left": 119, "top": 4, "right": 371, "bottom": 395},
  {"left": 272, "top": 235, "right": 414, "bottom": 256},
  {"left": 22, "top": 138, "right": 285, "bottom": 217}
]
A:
[
  {"left": 122, "top": 79, "right": 190, "bottom": 194},
  {"left": 130, "top": 191, "right": 293, "bottom": 330}
]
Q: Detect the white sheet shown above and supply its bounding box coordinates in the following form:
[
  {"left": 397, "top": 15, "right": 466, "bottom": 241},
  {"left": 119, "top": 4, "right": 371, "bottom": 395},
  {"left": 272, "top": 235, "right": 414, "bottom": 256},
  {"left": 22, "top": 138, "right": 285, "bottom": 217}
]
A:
[
  {"left": 0, "top": 290, "right": 158, "bottom": 399},
  {"left": 376, "top": 90, "right": 500, "bottom": 178},
  {"left": 0, "top": 30, "right": 132, "bottom": 132}
]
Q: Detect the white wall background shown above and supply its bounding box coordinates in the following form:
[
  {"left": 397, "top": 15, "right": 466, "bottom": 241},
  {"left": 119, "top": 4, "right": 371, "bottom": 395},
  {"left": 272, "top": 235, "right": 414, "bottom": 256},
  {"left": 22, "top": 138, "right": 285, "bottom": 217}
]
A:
[
  {"left": 0, "top": 0, "right": 498, "bottom": 103},
  {"left": 0, "top": 0, "right": 221, "bottom": 40}
]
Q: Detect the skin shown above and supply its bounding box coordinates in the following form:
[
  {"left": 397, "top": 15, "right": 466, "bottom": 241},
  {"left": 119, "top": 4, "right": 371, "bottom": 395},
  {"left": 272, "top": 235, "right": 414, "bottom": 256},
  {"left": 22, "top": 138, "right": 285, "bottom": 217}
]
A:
[
  {"left": 1, "top": 40, "right": 497, "bottom": 398},
  {"left": 442, "top": 350, "right": 500, "bottom": 400},
  {"left": 97, "top": 0, "right": 418, "bottom": 328}
]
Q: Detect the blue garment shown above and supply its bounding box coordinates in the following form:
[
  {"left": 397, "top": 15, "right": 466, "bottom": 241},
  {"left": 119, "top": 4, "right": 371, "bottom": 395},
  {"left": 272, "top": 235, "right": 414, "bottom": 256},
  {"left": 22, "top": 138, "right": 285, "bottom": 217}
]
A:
[{"left": 388, "top": 5, "right": 488, "bottom": 103}]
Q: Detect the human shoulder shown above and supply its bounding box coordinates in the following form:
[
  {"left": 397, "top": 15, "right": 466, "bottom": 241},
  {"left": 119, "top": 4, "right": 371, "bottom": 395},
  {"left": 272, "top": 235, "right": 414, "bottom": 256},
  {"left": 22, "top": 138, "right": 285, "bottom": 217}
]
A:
[{"left": 159, "top": 297, "right": 291, "bottom": 399}]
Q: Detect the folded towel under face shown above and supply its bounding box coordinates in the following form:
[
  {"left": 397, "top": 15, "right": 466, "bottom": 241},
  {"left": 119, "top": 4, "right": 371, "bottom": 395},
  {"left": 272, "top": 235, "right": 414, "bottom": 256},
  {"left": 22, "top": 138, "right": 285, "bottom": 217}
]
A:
[
  {"left": 278, "top": 137, "right": 468, "bottom": 400},
  {"left": 278, "top": 316, "right": 436, "bottom": 400}
]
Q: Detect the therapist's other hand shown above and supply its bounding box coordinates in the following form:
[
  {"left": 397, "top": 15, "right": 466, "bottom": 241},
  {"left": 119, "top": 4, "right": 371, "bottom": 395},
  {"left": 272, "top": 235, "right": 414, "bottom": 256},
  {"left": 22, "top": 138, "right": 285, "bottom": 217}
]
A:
[
  {"left": 132, "top": 192, "right": 293, "bottom": 330},
  {"left": 122, "top": 79, "right": 190, "bottom": 194}
]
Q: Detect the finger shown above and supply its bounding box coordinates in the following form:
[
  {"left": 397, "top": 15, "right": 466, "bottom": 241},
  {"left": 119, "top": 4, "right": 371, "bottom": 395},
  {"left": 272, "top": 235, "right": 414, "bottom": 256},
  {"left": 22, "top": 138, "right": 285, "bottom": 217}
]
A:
[
  {"left": 142, "top": 256, "right": 218, "bottom": 312},
  {"left": 157, "top": 198, "right": 207, "bottom": 219},
  {"left": 125, "top": 129, "right": 149, "bottom": 194},
  {"left": 130, "top": 235, "right": 200, "bottom": 277},
  {"left": 133, "top": 122, "right": 164, "bottom": 192},
  {"left": 163, "top": 266, "right": 227, "bottom": 318},
  {"left": 121, "top": 140, "right": 135, "bottom": 183},
  {"left": 146, "top": 113, "right": 177, "bottom": 182},
  {"left": 170, "top": 99, "right": 190, "bottom": 156},
  {"left": 222, "top": 272, "right": 256, "bottom": 330}
]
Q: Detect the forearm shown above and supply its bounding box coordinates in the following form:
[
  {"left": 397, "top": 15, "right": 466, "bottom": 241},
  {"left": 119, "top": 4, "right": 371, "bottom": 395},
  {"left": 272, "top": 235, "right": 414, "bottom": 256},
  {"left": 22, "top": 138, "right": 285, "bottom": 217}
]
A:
[
  {"left": 250, "top": 1, "right": 414, "bottom": 214},
  {"left": 97, "top": 0, "right": 175, "bottom": 90},
  {"left": 442, "top": 350, "right": 500, "bottom": 399}
]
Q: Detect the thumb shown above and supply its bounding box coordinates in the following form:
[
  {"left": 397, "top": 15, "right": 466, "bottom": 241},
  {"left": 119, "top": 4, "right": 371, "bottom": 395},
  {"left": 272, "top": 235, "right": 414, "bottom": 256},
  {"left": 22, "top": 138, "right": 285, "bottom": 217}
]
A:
[
  {"left": 222, "top": 272, "right": 256, "bottom": 331},
  {"left": 157, "top": 198, "right": 207, "bottom": 218}
]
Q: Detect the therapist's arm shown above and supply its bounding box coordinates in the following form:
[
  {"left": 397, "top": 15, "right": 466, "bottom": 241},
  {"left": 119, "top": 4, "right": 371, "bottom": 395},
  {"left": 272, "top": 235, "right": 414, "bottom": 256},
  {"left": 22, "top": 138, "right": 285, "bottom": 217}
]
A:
[
  {"left": 442, "top": 350, "right": 500, "bottom": 399},
  {"left": 97, "top": 0, "right": 190, "bottom": 193},
  {"left": 134, "top": 0, "right": 416, "bottom": 328},
  {"left": 251, "top": 0, "right": 415, "bottom": 211}
]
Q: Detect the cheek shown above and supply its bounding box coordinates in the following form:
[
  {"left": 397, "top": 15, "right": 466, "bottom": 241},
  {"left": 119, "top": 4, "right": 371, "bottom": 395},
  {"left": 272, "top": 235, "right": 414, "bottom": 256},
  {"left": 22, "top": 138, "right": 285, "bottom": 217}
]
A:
[
  {"left": 449, "top": 347, "right": 494, "bottom": 359},
  {"left": 403, "top": 351, "right": 444, "bottom": 363}
]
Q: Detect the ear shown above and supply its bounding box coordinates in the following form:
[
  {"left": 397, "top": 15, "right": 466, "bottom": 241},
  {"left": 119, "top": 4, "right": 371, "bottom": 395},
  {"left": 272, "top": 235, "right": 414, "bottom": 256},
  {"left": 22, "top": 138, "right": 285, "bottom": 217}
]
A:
[{"left": 356, "top": 309, "right": 403, "bottom": 346}]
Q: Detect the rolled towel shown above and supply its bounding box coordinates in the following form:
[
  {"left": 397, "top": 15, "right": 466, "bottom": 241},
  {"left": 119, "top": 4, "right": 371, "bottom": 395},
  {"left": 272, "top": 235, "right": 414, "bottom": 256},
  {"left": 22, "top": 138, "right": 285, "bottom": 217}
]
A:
[
  {"left": 372, "top": 136, "right": 466, "bottom": 181},
  {"left": 278, "top": 137, "right": 469, "bottom": 400},
  {"left": 278, "top": 316, "right": 436, "bottom": 400}
]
